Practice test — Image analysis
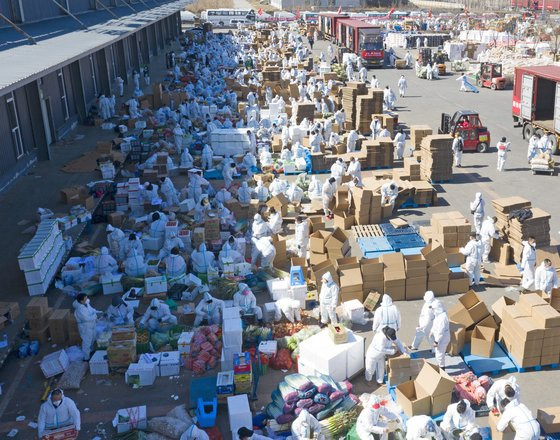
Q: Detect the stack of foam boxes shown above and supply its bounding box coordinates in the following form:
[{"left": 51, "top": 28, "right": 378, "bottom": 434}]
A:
[
  {"left": 217, "top": 370, "right": 234, "bottom": 404},
  {"left": 115, "top": 182, "right": 128, "bottom": 213},
  {"left": 177, "top": 332, "right": 194, "bottom": 365},
  {"left": 289, "top": 266, "right": 307, "bottom": 306},
  {"left": 127, "top": 178, "right": 142, "bottom": 217},
  {"left": 228, "top": 394, "right": 252, "bottom": 440},
  {"left": 233, "top": 352, "right": 252, "bottom": 395},
  {"left": 221, "top": 307, "right": 243, "bottom": 371}
]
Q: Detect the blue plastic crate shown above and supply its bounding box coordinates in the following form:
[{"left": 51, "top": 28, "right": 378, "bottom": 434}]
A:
[
  {"left": 363, "top": 250, "right": 395, "bottom": 259},
  {"left": 400, "top": 247, "right": 424, "bottom": 256},
  {"left": 460, "top": 343, "right": 516, "bottom": 376},
  {"left": 379, "top": 223, "right": 417, "bottom": 236},
  {"left": 357, "top": 237, "right": 392, "bottom": 253},
  {"left": 387, "top": 233, "right": 425, "bottom": 251}
]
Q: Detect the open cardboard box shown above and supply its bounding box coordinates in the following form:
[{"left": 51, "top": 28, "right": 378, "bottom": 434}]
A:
[
  {"left": 310, "top": 230, "right": 332, "bottom": 254},
  {"left": 325, "top": 227, "right": 350, "bottom": 255},
  {"left": 448, "top": 321, "right": 466, "bottom": 356},
  {"left": 491, "top": 296, "right": 516, "bottom": 324},
  {"left": 421, "top": 243, "right": 447, "bottom": 266},
  {"left": 471, "top": 325, "right": 496, "bottom": 358},
  {"left": 415, "top": 361, "right": 455, "bottom": 415},
  {"left": 395, "top": 380, "right": 431, "bottom": 417},
  {"left": 537, "top": 406, "right": 560, "bottom": 434},
  {"left": 488, "top": 410, "right": 516, "bottom": 440}
]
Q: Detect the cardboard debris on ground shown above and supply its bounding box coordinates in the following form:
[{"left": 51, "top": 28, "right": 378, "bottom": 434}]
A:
[{"left": 389, "top": 218, "right": 408, "bottom": 229}]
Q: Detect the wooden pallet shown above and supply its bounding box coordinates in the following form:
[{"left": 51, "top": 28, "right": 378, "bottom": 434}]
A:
[{"left": 351, "top": 224, "right": 383, "bottom": 238}]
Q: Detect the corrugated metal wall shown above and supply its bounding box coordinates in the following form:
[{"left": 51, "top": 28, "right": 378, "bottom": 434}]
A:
[
  {"left": 41, "top": 71, "right": 65, "bottom": 131},
  {"left": 70, "top": 0, "right": 93, "bottom": 13},
  {"left": 79, "top": 57, "right": 95, "bottom": 105},
  {"left": 21, "top": 0, "right": 64, "bottom": 22},
  {"left": 62, "top": 65, "right": 77, "bottom": 118},
  {"left": 0, "top": 96, "right": 19, "bottom": 176},
  {"left": 14, "top": 87, "right": 33, "bottom": 157},
  {"left": 0, "top": 0, "right": 15, "bottom": 22}
]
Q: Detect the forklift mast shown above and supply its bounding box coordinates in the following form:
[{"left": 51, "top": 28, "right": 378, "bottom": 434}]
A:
[{"left": 440, "top": 113, "right": 451, "bottom": 134}]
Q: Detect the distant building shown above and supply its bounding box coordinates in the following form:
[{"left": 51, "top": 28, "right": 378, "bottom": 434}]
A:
[
  {"left": 0, "top": 0, "right": 187, "bottom": 191},
  {"left": 270, "top": 0, "right": 361, "bottom": 11}
]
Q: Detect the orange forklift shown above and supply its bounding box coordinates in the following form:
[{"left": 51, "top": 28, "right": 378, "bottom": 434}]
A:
[{"left": 476, "top": 63, "right": 506, "bottom": 90}]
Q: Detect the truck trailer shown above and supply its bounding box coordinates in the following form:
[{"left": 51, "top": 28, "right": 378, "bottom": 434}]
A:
[
  {"left": 336, "top": 19, "right": 384, "bottom": 67},
  {"left": 512, "top": 65, "right": 560, "bottom": 154},
  {"left": 318, "top": 13, "right": 348, "bottom": 41}
]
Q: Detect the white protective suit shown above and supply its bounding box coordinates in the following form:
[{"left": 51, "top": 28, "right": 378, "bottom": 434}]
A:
[
  {"left": 470, "top": 192, "right": 485, "bottom": 234},
  {"left": 441, "top": 401, "right": 478, "bottom": 440},
  {"left": 233, "top": 284, "right": 263, "bottom": 320},
  {"left": 356, "top": 395, "right": 397, "bottom": 440},
  {"left": 287, "top": 184, "right": 304, "bottom": 205},
  {"left": 393, "top": 131, "right": 406, "bottom": 160},
  {"left": 406, "top": 415, "right": 443, "bottom": 440},
  {"left": 274, "top": 298, "right": 301, "bottom": 323},
  {"left": 194, "top": 292, "right": 224, "bottom": 326},
  {"left": 330, "top": 161, "right": 345, "bottom": 186},
  {"left": 149, "top": 216, "right": 166, "bottom": 239},
  {"left": 252, "top": 214, "right": 272, "bottom": 239},
  {"left": 460, "top": 238, "right": 482, "bottom": 286},
  {"left": 269, "top": 178, "right": 285, "bottom": 197},
  {"left": 497, "top": 140, "right": 510, "bottom": 172},
  {"left": 380, "top": 181, "right": 398, "bottom": 208},
  {"left": 124, "top": 249, "right": 147, "bottom": 277},
  {"left": 347, "top": 130, "right": 359, "bottom": 153},
  {"left": 180, "top": 149, "right": 194, "bottom": 169},
  {"left": 521, "top": 240, "right": 537, "bottom": 290},
  {"left": 308, "top": 176, "right": 322, "bottom": 200},
  {"left": 365, "top": 329, "right": 396, "bottom": 383},
  {"left": 73, "top": 298, "right": 99, "bottom": 360},
  {"left": 268, "top": 211, "right": 283, "bottom": 235},
  {"left": 140, "top": 298, "right": 177, "bottom": 331},
  {"left": 398, "top": 75, "right": 408, "bottom": 97},
  {"left": 480, "top": 217, "right": 499, "bottom": 262},
  {"left": 237, "top": 182, "right": 252, "bottom": 204},
  {"left": 290, "top": 409, "right": 324, "bottom": 440},
  {"left": 107, "top": 300, "right": 134, "bottom": 326},
  {"left": 322, "top": 179, "right": 337, "bottom": 217},
  {"left": 319, "top": 272, "right": 338, "bottom": 325},
  {"left": 497, "top": 401, "right": 539, "bottom": 440},
  {"left": 411, "top": 291, "right": 440, "bottom": 350},
  {"left": 180, "top": 424, "right": 210, "bottom": 440},
  {"left": 534, "top": 262, "right": 559, "bottom": 295},
  {"left": 252, "top": 236, "right": 276, "bottom": 268},
  {"left": 370, "top": 118, "right": 381, "bottom": 139},
  {"left": 295, "top": 219, "right": 309, "bottom": 258},
  {"left": 173, "top": 125, "right": 184, "bottom": 152},
  {"left": 215, "top": 188, "right": 232, "bottom": 205},
  {"left": 201, "top": 144, "right": 213, "bottom": 170},
  {"left": 160, "top": 177, "right": 180, "bottom": 206},
  {"left": 191, "top": 244, "right": 216, "bottom": 275},
  {"left": 158, "top": 233, "right": 185, "bottom": 259},
  {"left": 94, "top": 247, "right": 117, "bottom": 276},
  {"left": 347, "top": 159, "right": 362, "bottom": 185},
  {"left": 106, "top": 225, "right": 125, "bottom": 259},
  {"left": 222, "top": 163, "right": 237, "bottom": 189},
  {"left": 430, "top": 302, "right": 450, "bottom": 368},
  {"left": 254, "top": 181, "right": 269, "bottom": 202},
  {"left": 372, "top": 295, "right": 401, "bottom": 332},
  {"left": 486, "top": 377, "right": 520, "bottom": 410},
  {"left": 165, "top": 253, "right": 187, "bottom": 278},
  {"left": 38, "top": 391, "right": 81, "bottom": 438}
]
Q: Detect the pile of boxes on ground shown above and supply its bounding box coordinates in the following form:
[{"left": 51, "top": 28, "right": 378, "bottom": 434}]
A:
[{"left": 26, "top": 297, "right": 80, "bottom": 345}]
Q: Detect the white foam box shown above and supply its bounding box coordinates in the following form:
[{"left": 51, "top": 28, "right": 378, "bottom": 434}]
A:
[
  {"left": 217, "top": 370, "right": 235, "bottom": 395},
  {"left": 221, "top": 343, "right": 242, "bottom": 372},
  {"left": 177, "top": 332, "right": 194, "bottom": 354},
  {"left": 165, "top": 221, "right": 179, "bottom": 238},
  {"left": 223, "top": 306, "right": 242, "bottom": 321},
  {"left": 290, "top": 284, "right": 307, "bottom": 303},
  {"left": 114, "top": 405, "right": 147, "bottom": 433},
  {"left": 40, "top": 349, "right": 70, "bottom": 378},
  {"left": 258, "top": 340, "right": 277, "bottom": 356},
  {"left": 342, "top": 299, "right": 365, "bottom": 323},
  {"left": 159, "top": 351, "right": 181, "bottom": 376},
  {"left": 266, "top": 278, "right": 289, "bottom": 300},
  {"left": 101, "top": 274, "right": 123, "bottom": 295},
  {"left": 142, "top": 235, "right": 164, "bottom": 251},
  {"left": 144, "top": 276, "right": 167, "bottom": 295},
  {"left": 263, "top": 302, "right": 277, "bottom": 323},
  {"left": 297, "top": 357, "right": 318, "bottom": 376},
  {"left": 138, "top": 353, "right": 162, "bottom": 376},
  {"left": 89, "top": 350, "right": 109, "bottom": 375},
  {"left": 227, "top": 394, "right": 253, "bottom": 437},
  {"left": 125, "top": 362, "right": 157, "bottom": 386},
  {"left": 223, "top": 318, "right": 243, "bottom": 348},
  {"left": 122, "top": 288, "right": 142, "bottom": 309}
]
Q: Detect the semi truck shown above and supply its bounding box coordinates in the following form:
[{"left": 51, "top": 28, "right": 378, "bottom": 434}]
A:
[
  {"left": 336, "top": 19, "right": 384, "bottom": 67},
  {"left": 510, "top": 0, "right": 560, "bottom": 10},
  {"left": 512, "top": 65, "right": 560, "bottom": 154},
  {"left": 318, "top": 13, "right": 348, "bottom": 41}
]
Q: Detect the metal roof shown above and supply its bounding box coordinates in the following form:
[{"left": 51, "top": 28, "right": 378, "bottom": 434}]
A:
[{"left": 0, "top": 0, "right": 190, "bottom": 96}]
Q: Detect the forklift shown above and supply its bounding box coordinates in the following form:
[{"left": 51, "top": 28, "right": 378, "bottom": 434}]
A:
[
  {"left": 476, "top": 62, "right": 506, "bottom": 90},
  {"left": 432, "top": 47, "right": 447, "bottom": 75},
  {"left": 439, "top": 110, "right": 491, "bottom": 152}
]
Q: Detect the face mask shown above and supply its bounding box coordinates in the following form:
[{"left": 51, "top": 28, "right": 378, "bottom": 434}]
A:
[
  {"left": 86, "top": 299, "right": 90, "bottom": 305},
  {"left": 53, "top": 400, "right": 62, "bottom": 407}
]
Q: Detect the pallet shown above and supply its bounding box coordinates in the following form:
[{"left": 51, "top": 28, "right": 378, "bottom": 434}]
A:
[
  {"left": 401, "top": 201, "right": 430, "bottom": 209},
  {"left": 387, "top": 233, "right": 426, "bottom": 251},
  {"left": 460, "top": 343, "right": 517, "bottom": 376},
  {"left": 310, "top": 169, "right": 330, "bottom": 174},
  {"left": 508, "top": 356, "right": 559, "bottom": 373},
  {"left": 351, "top": 224, "right": 383, "bottom": 238},
  {"left": 400, "top": 247, "right": 425, "bottom": 256},
  {"left": 409, "top": 349, "right": 470, "bottom": 376},
  {"left": 532, "top": 169, "right": 554, "bottom": 175},
  {"left": 428, "top": 178, "right": 451, "bottom": 184},
  {"left": 357, "top": 236, "right": 392, "bottom": 253},
  {"left": 545, "top": 433, "right": 560, "bottom": 440},
  {"left": 388, "top": 386, "right": 445, "bottom": 424},
  {"left": 379, "top": 223, "right": 416, "bottom": 236}
]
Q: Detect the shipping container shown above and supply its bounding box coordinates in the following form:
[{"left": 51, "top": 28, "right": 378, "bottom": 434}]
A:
[
  {"left": 318, "top": 13, "right": 349, "bottom": 41},
  {"left": 336, "top": 19, "right": 384, "bottom": 67}
]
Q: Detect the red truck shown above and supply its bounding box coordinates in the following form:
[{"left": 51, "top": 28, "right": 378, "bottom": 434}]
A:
[
  {"left": 510, "top": 0, "right": 560, "bottom": 10},
  {"left": 512, "top": 65, "right": 560, "bottom": 154},
  {"left": 318, "top": 13, "right": 348, "bottom": 41},
  {"left": 336, "top": 19, "right": 384, "bottom": 67}
]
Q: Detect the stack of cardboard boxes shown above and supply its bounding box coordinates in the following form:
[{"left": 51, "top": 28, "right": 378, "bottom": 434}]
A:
[
  {"left": 497, "top": 293, "right": 560, "bottom": 368},
  {"left": 342, "top": 82, "right": 368, "bottom": 129},
  {"left": 387, "top": 355, "right": 424, "bottom": 387},
  {"left": 403, "top": 157, "right": 421, "bottom": 181},
  {"left": 293, "top": 103, "right": 315, "bottom": 124},
  {"left": 351, "top": 187, "right": 373, "bottom": 225},
  {"left": 107, "top": 326, "right": 137, "bottom": 369},
  {"left": 430, "top": 211, "right": 472, "bottom": 249},
  {"left": 448, "top": 290, "right": 492, "bottom": 355},
  {"left": 420, "top": 135, "right": 453, "bottom": 182},
  {"left": 421, "top": 244, "right": 451, "bottom": 296},
  {"left": 359, "top": 140, "right": 394, "bottom": 169},
  {"left": 355, "top": 90, "right": 383, "bottom": 133},
  {"left": 233, "top": 352, "right": 252, "bottom": 394},
  {"left": 336, "top": 258, "right": 364, "bottom": 303},
  {"left": 404, "top": 254, "right": 428, "bottom": 300},
  {"left": 381, "top": 253, "right": 406, "bottom": 301},
  {"left": 361, "top": 258, "right": 384, "bottom": 297},
  {"left": 48, "top": 309, "right": 70, "bottom": 345},
  {"left": 410, "top": 125, "right": 433, "bottom": 151},
  {"left": 26, "top": 297, "right": 51, "bottom": 343}
]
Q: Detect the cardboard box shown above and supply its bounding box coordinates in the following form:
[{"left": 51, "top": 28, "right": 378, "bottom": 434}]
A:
[
  {"left": 416, "top": 361, "right": 455, "bottom": 415},
  {"left": 309, "top": 251, "right": 327, "bottom": 266},
  {"left": 311, "top": 260, "right": 338, "bottom": 285},
  {"left": 381, "top": 252, "right": 405, "bottom": 273},
  {"left": 404, "top": 254, "right": 427, "bottom": 278},
  {"left": 428, "top": 279, "right": 448, "bottom": 297},
  {"left": 449, "top": 302, "right": 475, "bottom": 329},
  {"left": 488, "top": 411, "right": 516, "bottom": 440},
  {"left": 25, "top": 297, "right": 49, "bottom": 320},
  {"left": 471, "top": 325, "right": 496, "bottom": 357},
  {"left": 538, "top": 407, "right": 560, "bottom": 434},
  {"left": 48, "top": 309, "right": 69, "bottom": 344},
  {"left": 335, "top": 257, "right": 360, "bottom": 272},
  {"left": 531, "top": 304, "right": 560, "bottom": 329},
  {"left": 460, "top": 290, "right": 490, "bottom": 324},
  {"left": 310, "top": 230, "right": 331, "bottom": 254},
  {"left": 395, "top": 380, "right": 431, "bottom": 417},
  {"left": 448, "top": 322, "right": 465, "bottom": 356},
  {"left": 333, "top": 212, "right": 355, "bottom": 230},
  {"left": 363, "top": 291, "right": 382, "bottom": 312},
  {"left": 325, "top": 228, "right": 350, "bottom": 256},
  {"left": 492, "top": 296, "right": 516, "bottom": 324},
  {"left": 448, "top": 271, "right": 469, "bottom": 294},
  {"left": 518, "top": 292, "right": 549, "bottom": 316},
  {"left": 421, "top": 244, "right": 447, "bottom": 266},
  {"left": 405, "top": 277, "right": 427, "bottom": 300}
]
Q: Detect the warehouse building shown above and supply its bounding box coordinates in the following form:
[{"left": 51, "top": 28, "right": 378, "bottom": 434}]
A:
[{"left": 0, "top": 0, "right": 188, "bottom": 191}]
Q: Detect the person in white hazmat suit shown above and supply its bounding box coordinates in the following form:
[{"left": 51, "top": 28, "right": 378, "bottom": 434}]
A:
[
  {"left": 409, "top": 290, "right": 440, "bottom": 350},
  {"left": 441, "top": 400, "right": 479, "bottom": 440},
  {"left": 527, "top": 133, "right": 539, "bottom": 163},
  {"left": 294, "top": 215, "right": 309, "bottom": 258},
  {"left": 372, "top": 294, "right": 401, "bottom": 332},
  {"left": 393, "top": 129, "right": 406, "bottom": 160},
  {"left": 356, "top": 394, "right": 398, "bottom": 440},
  {"left": 430, "top": 301, "right": 451, "bottom": 369},
  {"left": 233, "top": 283, "right": 263, "bottom": 320},
  {"left": 460, "top": 233, "right": 482, "bottom": 287},
  {"left": 140, "top": 298, "right": 177, "bottom": 331},
  {"left": 173, "top": 124, "right": 185, "bottom": 153},
  {"left": 215, "top": 187, "right": 232, "bottom": 205},
  {"left": 321, "top": 177, "right": 337, "bottom": 220},
  {"left": 267, "top": 207, "right": 283, "bottom": 235},
  {"left": 365, "top": 326, "right": 401, "bottom": 384},
  {"left": 181, "top": 148, "right": 194, "bottom": 169},
  {"left": 452, "top": 133, "right": 464, "bottom": 167},
  {"left": 274, "top": 298, "right": 301, "bottom": 323},
  {"left": 106, "top": 296, "right": 134, "bottom": 326},
  {"left": 308, "top": 176, "right": 322, "bottom": 200},
  {"left": 252, "top": 214, "right": 272, "bottom": 239},
  {"left": 160, "top": 176, "right": 180, "bottom": 207},
  {"left": 252, "top": 236, "right": 276, "bottom": 269},
  {"left": 319, "top": 272, "right": 338, "bottom": 325},
  {"left": 158, "top": 231, "right": 185, "bottom": 259},
  {"left": 383, "top": 86, "right": 396, "bottom": 111},
  {"left": 497, "top": 399, "right": 540, "bottom": 440},
  {"left": 94, "top": 247, "right": 117, "bottom": 276},
  {"left": 470, "top": 192, "right": 485, "bottom": 234},
  {"left": 149, "top": 212, "right": 166, "bottom": 239},
  {"left": 124, "top": 249, "right": 146, "bottom": 277},
  {"left": 347, "top": 157, "right": 362, "bottom": 185},
  {"left": 535, "top": 258, "right": 559, "bottom": 295},
  {"left": 269, "top": 177, "right": 286, "bottom": 197},
  {"left": 406, "top": 415, "right": 443, "bottom": 440},
  {"left": 486, "top": 377, "right": 520, "bottom": 412},
  {"left": 480, "top": 216, "right": 500, "bottom": 263},
  {"left": 38, "top": 389, "right": 81, "bottom": 439},
  {"left": 290, "top": 409, "right": 324, "bottom": 440},
  {"left": 201, "top": 144, "right": 213, "bottom": 170},
  {"left": 347, "top": 130, "right": 359, "bottom": 153},
  {"left": 370, "top": 117, "right": 381, "bottom": 140},
  {"left": 520, "top": 236, "right": 537, "bottom": 290},
  {"left": 398, "top": 75, "right": 408, "bottom": 97},
  {"left": 237, "top": 181, "right": 252, "bottom": 204},
  {"left": 194, "top": 292, "right": 224, "bottom": 326},
  {"left": 73, "top": 293, "right": 99, "bottom": 360},
  {"left": 106, "top": 225, "right": 125, "bottom": 259},
  {"left": 380, "top": 181, "right": 398, "bottom": 209},
  {"left": 222, "top": 162, "right": 237, "bottom": 189},
  {"left": 287, "top": 183, "right": 304, "bottom": 205},
  {"left": 496, "top": 136, "right": 510, "bottom": 172},
  {"left": 164, "top": 248, "right": 187, "bottom": 279},
  {"left": 191, "top": 244, "right": 216, "bottom": 279},
  {"left": 359, "top": 66, "right": 368, "bottom": 83},
  {"left": 346, "top": 63, "right": 354, "bottom": 82},
  {"left": 180, "top": 424, "right": 209, "bottom": 440},
  {"left": 330, "top": 159, "right": 345, "bottom": 186},
  {"left": 254, "top": 180, "right": 270, "bottom": 202}
]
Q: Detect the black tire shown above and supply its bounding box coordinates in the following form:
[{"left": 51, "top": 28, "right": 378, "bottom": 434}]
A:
[
  {"left": 477, "top": 78, "right": 483, "bottom": 87},
  {"left": 477, "top": 142, "right": 488, "bottom": 153},
  {"left": 219, "top": 21, "right": 224, "bottom": 27},
  {"left": 491, "top": 83, "right": 497, "bottom": 90},
  {"left": 535, "top": 128, "right": 544, "bottom": 139},
  {"left": 549, "top": 134, "right": 559, "bottom": 155},
  {"left": 522, "top": 124, "right": 534, "bottom": 140}
]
